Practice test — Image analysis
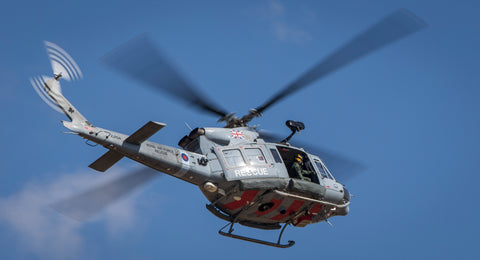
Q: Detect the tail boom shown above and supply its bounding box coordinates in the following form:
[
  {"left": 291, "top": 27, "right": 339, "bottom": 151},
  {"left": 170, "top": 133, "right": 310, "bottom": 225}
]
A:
[{"left": 63, "top": 121, "right": 216, "bottom": 185}]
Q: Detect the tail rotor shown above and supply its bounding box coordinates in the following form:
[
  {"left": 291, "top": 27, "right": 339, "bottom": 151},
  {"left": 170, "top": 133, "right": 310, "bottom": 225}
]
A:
[
  {"left": 31, "top": 41, "right": 83, "bottom": 113},
  {"left": 44, "top": 41, "right": 83, "bottom": 81}
]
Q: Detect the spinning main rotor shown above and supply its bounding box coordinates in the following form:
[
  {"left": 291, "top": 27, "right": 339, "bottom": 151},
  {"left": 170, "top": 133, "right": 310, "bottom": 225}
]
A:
[{"left": 101, "top": 9, "right": 425, "bottom": 128}]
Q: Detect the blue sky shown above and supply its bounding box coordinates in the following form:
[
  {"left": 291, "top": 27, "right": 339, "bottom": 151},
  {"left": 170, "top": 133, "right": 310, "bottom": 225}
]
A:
[{"left": 1, "top": 0, "right": 479, "bottom": 259}]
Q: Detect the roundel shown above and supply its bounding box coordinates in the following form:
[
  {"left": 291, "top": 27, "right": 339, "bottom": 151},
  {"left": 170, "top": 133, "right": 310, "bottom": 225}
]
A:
[{"left": 181, "top": 153, "right": 189, "bottom": 162}]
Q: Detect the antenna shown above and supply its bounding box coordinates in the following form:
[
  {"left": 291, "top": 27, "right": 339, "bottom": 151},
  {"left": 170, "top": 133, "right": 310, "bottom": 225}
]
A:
[{"left": 184, "top": 121, "right": 193, "bottom": 131}]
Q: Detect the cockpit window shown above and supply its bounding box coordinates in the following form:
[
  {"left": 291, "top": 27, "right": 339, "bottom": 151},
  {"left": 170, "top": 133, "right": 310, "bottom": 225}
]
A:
[
  {"left": 315, "top": 160, "right": 328, "bottom": 178},
  {"left": 315, "top": 160, "right": 333, "bottom": 179},
  {"left": 222, "top": 149, "right": 246, "bottom": 167},
  {"left": 245, "top": 148, "right": 267, "bottom": 165},
  {"left": 275, "top": 145, "right": 320, "bottom": 184}
]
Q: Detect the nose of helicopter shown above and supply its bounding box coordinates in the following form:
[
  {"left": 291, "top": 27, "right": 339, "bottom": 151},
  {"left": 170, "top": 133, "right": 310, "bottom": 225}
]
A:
[{"left": 343, "top": 187, "right": 351, "bottom": 202}]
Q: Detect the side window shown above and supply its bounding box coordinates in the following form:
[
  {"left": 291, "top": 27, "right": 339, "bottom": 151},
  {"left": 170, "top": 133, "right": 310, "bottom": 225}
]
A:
[
  {"left": 222, "top": 149, "right": 246, "bottom": 167},
  {"left": 269, "top": 148, "right": 283, "bottom": 163},
  {"left": 245, "top": 148, "right": 267, "bottom": 165}
]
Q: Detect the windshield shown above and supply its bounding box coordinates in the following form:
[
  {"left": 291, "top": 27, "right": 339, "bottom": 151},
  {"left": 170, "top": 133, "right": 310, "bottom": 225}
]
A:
[{"left": 315, "top": 159, "right": 334, "bottom": 180}]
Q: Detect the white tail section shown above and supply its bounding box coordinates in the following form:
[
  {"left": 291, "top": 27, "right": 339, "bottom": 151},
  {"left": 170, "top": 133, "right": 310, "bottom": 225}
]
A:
[
  {"left": 31, "top": 41, "right": 83, "bottom": 113},
  {"left": 31, "top": 41, "right": 92, "bottom": 127},
  {"left": 43, "top": 77, "right": 91, "bottom": 126},
  {"left": 30, "top": 75, "right": 63, "bottom": 113}
]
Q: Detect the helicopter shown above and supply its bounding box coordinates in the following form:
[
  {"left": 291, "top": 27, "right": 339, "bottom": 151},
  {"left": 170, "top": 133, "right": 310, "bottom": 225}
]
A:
[{"left": 31, "top": 9, "right": 425, "bottom": 248}]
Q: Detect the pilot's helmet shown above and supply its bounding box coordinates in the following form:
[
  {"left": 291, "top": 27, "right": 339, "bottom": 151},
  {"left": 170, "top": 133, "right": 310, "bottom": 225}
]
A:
[{"left": 295, "top": 154, "right": 303, "bottom": 163}]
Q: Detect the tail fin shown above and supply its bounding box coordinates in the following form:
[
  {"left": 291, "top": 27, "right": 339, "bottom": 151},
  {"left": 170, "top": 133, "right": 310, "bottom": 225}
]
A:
[
  {"left": 43, "top": 76, "right": 92, "bottom": 126},
  {"left": 31, "top": 41, "right": 92, "bottom": 127}
]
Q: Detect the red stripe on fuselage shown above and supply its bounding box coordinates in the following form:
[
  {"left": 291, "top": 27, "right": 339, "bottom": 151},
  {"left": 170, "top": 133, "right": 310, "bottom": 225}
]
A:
[
  {"left": 223, "top": 190, "right": 259, "bottom": 210},
  {"left": 270, "top": 200, "right": 305, "bottom": 220},
  {"left": 309, "top": 203, "right": 323, "bottom": 215}
]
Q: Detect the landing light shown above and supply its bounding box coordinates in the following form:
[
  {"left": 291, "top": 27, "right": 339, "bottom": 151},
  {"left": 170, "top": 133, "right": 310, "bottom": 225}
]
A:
[{"left": 203, "top": 182, "right": 218, "bottom": 193}]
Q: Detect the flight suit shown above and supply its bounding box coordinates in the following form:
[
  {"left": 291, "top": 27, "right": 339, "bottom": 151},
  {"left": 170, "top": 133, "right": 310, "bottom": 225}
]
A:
[{"left": 292, "top": 161, "right": 311, "bottom": 182}]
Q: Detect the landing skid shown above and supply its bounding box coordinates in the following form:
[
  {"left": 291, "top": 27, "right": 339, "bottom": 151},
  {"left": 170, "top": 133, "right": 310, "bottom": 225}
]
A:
[{"left": 218, "top": 222, "right": 295, "bottom": 248}]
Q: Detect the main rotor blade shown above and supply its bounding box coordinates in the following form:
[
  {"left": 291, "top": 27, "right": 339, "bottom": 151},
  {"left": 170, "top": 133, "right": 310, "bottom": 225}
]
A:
[
  {"left": 255, "top": 9, "right": 426, "bottom": 114},
  {"left": 51, "top": 167, "right": 159, "bottom": 221},
  {"left": 259, "top": 130, "right": 366, "bottom": 183},
  {"left": 101, "top": 35, "right": 229, "bottom": 118}
]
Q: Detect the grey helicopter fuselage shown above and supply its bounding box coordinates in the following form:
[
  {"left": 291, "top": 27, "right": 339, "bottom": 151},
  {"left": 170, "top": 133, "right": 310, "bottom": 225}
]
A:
[
  {"left": 51, "top": 76, "right": 349, "bottom": 231},
  {"left": 64, "top": 112, "right": 349, "bottom": 230}
]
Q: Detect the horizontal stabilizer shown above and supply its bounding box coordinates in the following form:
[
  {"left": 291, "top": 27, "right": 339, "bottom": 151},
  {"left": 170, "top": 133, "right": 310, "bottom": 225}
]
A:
[
  {"left": 125, "top": 121, "right": 166, "bottom": 145},
  {"left": 89, "top": 150, "right": 124, "bottom": 172}
]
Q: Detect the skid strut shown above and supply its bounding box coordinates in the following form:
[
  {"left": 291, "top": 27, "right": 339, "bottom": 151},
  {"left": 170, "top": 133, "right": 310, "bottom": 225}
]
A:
[{"left": 218, "top": 222, "right": 295, "bottom": 248}]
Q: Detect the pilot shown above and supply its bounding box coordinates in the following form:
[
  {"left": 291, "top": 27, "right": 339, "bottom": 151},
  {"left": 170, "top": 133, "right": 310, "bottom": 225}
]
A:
[{"left": 292, "top": 154, "right": 312, "bottom": 182}]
